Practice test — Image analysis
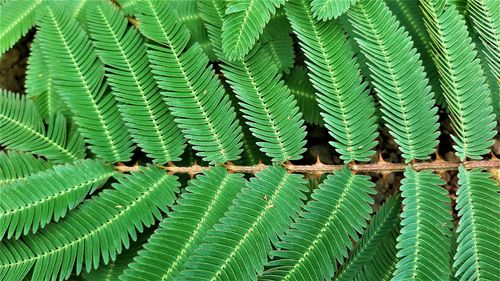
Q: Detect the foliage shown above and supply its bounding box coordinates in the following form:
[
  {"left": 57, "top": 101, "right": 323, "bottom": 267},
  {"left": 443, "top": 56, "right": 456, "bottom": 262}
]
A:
[{"left": 0, "top": 0, "right": 498, "bottom": 281}]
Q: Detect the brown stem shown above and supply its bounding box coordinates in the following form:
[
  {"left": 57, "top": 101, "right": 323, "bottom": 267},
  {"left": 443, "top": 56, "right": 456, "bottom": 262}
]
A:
[{"left": 115, "top": 159, "right": 500, "bottom": 175}]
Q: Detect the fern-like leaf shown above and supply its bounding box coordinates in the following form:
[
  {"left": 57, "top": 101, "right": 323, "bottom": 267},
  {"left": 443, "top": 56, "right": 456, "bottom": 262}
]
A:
[
  {"left": 347, "top": 0, "right": 440, "bottom": 162},
  {"left": 393, "top": 167, "right": 453, "bottom": 280},
  {"left": 87, "top": 1, "right": 185, "bottom": 164},
  {"left": 354, "top": 222, "right": 399, "bottom": 281},
  {"left": 310, "top": 0, "right": 357, "bottom": 20},
  {"left": 262, "top": 34, "right": 295, "bottom": 75},
  {"left": 221, "top": 0, "right": 285, "bottom": 61},
  {"left": 336, "top": 196, "right": 401, "bottom": 281},
  {"left": 197, "top": 0, "right": 307, "bottom": 162},
  {"left": 83, "top": 231, "right": 152, "bottom": 281},
  {"left": 38, "top": 4, "right": 135, "bottom": 162},
  {"left": 121, "top": 167, "right": 245, "bottom": 281},
  {"left": 0, "top": 151, "right": 51, "bottom": 187},
  {"left": 467, "top": 0, "right": 499, "bottom": 119},
  {"left": 0, "top": 166, "right": 179, "bottom": 281},
  {"left": 259, "top": 167, "right": 375, "bottom": 281},
  {"left": 0, "top": 90, "right": 85, "bottom": 163},
  {"left": 286, "top": 0, "right": 378, "bottom": 162},
  {"left": 178, "top": 165, "right": 307, "bottom": 281},
  {"left": 0, "top": 0, "right": 43, "bottom": 56},
  {"left": 134, "top": 0, "right": 243, "bottom": 164},
  {"left": 0, "top": 159, "right": 114, "bottom": 239},
  {"left": 419, "top": 0, "right": 496, "bottom": 160},
  {"left": 386, "top": 0, "right": 447, "bottom": 108},
  {"left": 221, "top": 46, "right": 308, "bottom": 162},
  {"left": 285, "top": 66, "right": 324, "bottom": 126},
  {"left": 25, "top": 35, "right": 68, "bottom": 119},
  {"left": 261, "top": 13, "right": 295, "bottom": 74},
  {"left": 454, "top": 166, "right": 500, "bottom": 280},
  {"left": 171, "top": 0, "right": 217, "bottom": 60}
]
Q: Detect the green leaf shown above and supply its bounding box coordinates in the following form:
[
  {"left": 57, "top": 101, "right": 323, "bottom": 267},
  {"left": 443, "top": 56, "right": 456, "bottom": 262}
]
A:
[
  {"left": 0, "top": 90, "right": 85, "bottom": 163},
  {"left": 221, "top": 46, "right": 308, "bottom": 162},
  {"left": 393, "top": 167, "right": 453, "bottom": 280},
  {"left": 170, "top": 0, "right": 217, "bottom": 60},
  {"left": 285, "top": 66, "right": 324, "bottom": 126},
  {"left": 178, "top": 165, "right": 308, "bottom": 281},
  {"left": 261, "top": 12, "right": 295, "bottom": 74},
  {"left": 386, "top": 0, "right": 447, "bottom": 108},
  {"left": 120, "top": 167, "right": 246, "bottom": 280},
  {"left": 197, "top": 0, "right": 307, "bottom": 162},
  {"left": 0, "top": 0, "right": 43, "bottom": 56},
  {"left": 347, "top": 0, "right": 440, "bottom": 162},
  {"left": 286, "top": 0, "right": 379, "bottom": 162},
  {"left": 38, "top": 4, "right": 135, "bottom": 162},
  {"left": 221, "top": 0, "right": 286, "bottom": 61},
  {"left": 25, "top": 35, "right": 68, "bottom": 119},
  {"left": 0, "top": 166, "right": 179, "bottom": 281},
  {"left": 0, "top": 159, "right": 114, "bottom": 239},
  {"left": 134, "top": 0, "right": 244, "bottom": 164},
  {"left": 0, "top": 151, "right": 51, "bottom": 187},
  {"left": 419, "top": 0, "right": 496, "bottom": 160},
  {"left": 354, "top": 223, "right": 399, "bottom": 281},
  {"left": 310, "top": 0, "right": 357, "bottom": 20},
  {"left": 467, "top": 0, "right": 499, "bottom": 66},
  {"left": 454, "top": 166, "right": 500, "bottom": 281},
  {"left": 83, "top": 231, "right": 152, "bottom": 281},
  {"left": 260, "top": 167, "right": 375, "bottom": 281},
  {"left": 87, "top": 1, "right": 185, "bottom": 164},
  {"left": 336, "top": 196, "right": 401, "bottom": 281}
]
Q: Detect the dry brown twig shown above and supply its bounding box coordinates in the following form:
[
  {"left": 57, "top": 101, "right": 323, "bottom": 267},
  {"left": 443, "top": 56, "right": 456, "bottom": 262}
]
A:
[{"left": 114, "top": 158, "right": 500, "bottom": 175}]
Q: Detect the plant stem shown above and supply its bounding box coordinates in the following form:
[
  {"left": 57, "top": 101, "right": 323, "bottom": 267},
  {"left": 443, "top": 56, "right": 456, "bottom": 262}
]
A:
[{"left": 115, "top": 159, "right": 500, "bottom": 175}]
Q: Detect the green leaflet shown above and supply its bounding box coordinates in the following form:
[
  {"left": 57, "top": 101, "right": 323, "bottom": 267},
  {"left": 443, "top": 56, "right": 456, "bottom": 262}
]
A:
[
  {"left": 347, "top": 0, "right": 440, "bottom": 162},
  {"left": 466, "top": 0, "right": 500, "bottom": 119},
  {"left": 0, "top": 166, "right": 179, "bottom": 281},
  {"left": 134, "top": 0, "right": 243, "bottom": 164},
  {"left": 221, "top": 46, "right": 308, "bottom": 162},
  {"left": 0, "top": 0, "right": 43, "bottom": 56},
  {"left": 178, "top": 165, "right": 308, "bottom": 281},
  {"left": 286, "top": 0, "right": 379, "bottom": 162},
  {"left": 120, "top": 167, "right": 246, "bottom": 281},
  {"left": 82, "top": 231, "right": 152, "bottom": 281},
  {"left": 420, "top": 0, "right": 496, "bottom": 160},
  {"left": 466, "top": 0, "right": 499, "bottom": 78},
  {"left": 393, "top": 167, "right": 453, "bottom": 280},
  {"left": 261, "top": 11, "right": 295, "bottom": 74},
  {"left": 198, "top": 0, "right": 307, "bottom": 162},
  {"left": 25, "top": 35, "right": 68, "bottom": 119},
  {"left": 354, "top": 220, "right": 399, "bottom": 281},
  {"left": 87, "top": 1, "right": 185, "bottom": 164},
  {"left": 387, "top": 0, "right": 447, "bottom": 108},
  {"left": 454, "top": 166, "right": 500, "bottom": 281},
  {"left": 335, "top": 196, "right": 401, "bottom": 281},
  {"left": 0, "top": 151, "right": 51, "bottom": 187},
  {"left": 0, "top": 90, "right": 85, "bottom": 163},
  {"left": 262, "top": 33, "right": 295, "bottom": 75},
  {"left": 38, "top": 4, "right": 135, "bottom": 163},
  {"left": 0, "top": 159, "right": 114, "bottom": 239},
  {"left": 221, "top": 0, "right": 286, "bottom": 61},
  {"left": 170, "top": 0, "right": 217, "bottom": 60},
  {"left": 285, "top": 66, "right": 324, "bottom": 126},
  {"left": 310, "top": 0, "right": 357, "bottom": 20},
  {"left": 259, "top": 167, "right": 375, "bottom": 281}
]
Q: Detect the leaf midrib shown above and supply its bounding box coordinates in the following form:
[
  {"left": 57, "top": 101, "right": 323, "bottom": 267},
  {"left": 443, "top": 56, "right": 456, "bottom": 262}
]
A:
[
  {"left": 0, "top": 112, "right": 78, "bottom": 161},
  {"left": 98, "top": 6, "right": 171, "bottom": 160},
  {"left": 47, "top": 9, "right": 121, "bottom": 161}
]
